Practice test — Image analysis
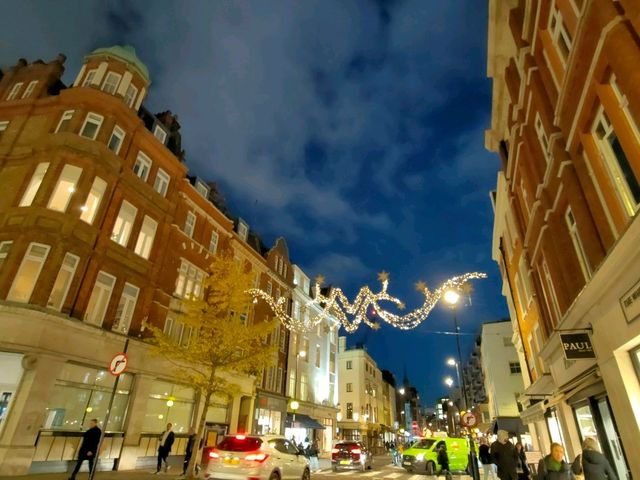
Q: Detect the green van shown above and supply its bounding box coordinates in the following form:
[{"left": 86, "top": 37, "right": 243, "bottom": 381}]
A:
[{"left": 402, "top": 437, "right": 470, "bottom": 474}]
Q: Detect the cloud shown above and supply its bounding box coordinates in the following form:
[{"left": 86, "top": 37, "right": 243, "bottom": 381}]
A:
[{"left": 302, "top": 252, "right": 372, "bottom": 287}]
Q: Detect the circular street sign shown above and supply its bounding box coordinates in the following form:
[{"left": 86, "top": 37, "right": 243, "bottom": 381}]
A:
[
  {"left": 461, "top": 411, "right": 477, "bottom": 428},
  {"left": 109, "top": 353, "right": 128, "bottom": 376}
]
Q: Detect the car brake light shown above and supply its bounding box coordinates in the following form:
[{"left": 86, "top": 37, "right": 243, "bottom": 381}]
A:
[
  {"left": 236, "top": 435, "right": 246, "bottom": 440},
  {"left": 209, "top": 450, "right": 220, "bottom": 459},
  {"left": 331, "top": 448, "right": 340, "bottom": 454},
  {"left": 351, "top": 449, "right": 362, "bottom": 454},
  {"left": 245, "top": 452, "right": 269, "bottom": 463}
]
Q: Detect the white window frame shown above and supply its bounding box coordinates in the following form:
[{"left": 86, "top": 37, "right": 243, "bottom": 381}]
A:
[
  {"left": 84, "top": 271, "right": 116, "bottom": 327},
  {"left": 541, "top": 258, "right": 562, "bottom": 324},
  {"left": 0, "top": 120, "right": 8, "bottom": 138},
  {"left": 7, "top": 242, "right": 50, "bottom": 303},
  {"left": 548, "top": 1, "right": 573, "bottom": 64},
  {"left": 535, "top": 113, "right": 551, "bottom": 164},
  {"left": 124, "top": 83, "right": 138, "bottom": 108},
  {"left": 6, "top": 82, "right": 23, "bottom": 100},
  {"left": 133, "top": 151, "right": 152, "bottom": 182},
  {"left": 0, "top": 241, "right": 13, "bottom": 270},
  {"left": 154, "top": 168, "right": 170, "bottom": 197},
  {"left": 195, "top": 180, "right": 209, "bottom": 198},
  {"left": 55, "top": 110, "right": 74, "bottom": 133},
  {"left": 79, "top": 112, "right": 103, "bottom": 140},
  {"left": 238, "top": 221, "right": 248, "bottom": 241},
  {"left": 111, "top": 200, "right": 138, "bottom": 247},
  {"left": 153, "top": 125, "right": 167, "bottom": 144},
  {"left": 22, "top": 80, "right": 38, "bottom": 99},
  {"left": 519, "top": 256, "right": 532, "bottom": 305},
  {"left": 47, "top": 164, "right": 83, "bottom": 213},
  {"left": 565, "top": 207, "right": 592, "bottom": 280},
  {"left": 83, "top": 69, "right": 97, "bottom": 87},
  {"left": 112, "top": 282, "right": 139, "bottom": 334},
  {"left": 19, "top": 162, "right": 49, "bottom": 207},
  {"left": 134, "top": 215, "right": 157, "bottom": 259},
  {"left": 107, "top": 125, "right": 125, "bottom": 154},
  {"left": 80, "top": 177, "right": 107, "bottom": 224},
  {"left": 174, "top": 259, "right": 206, "bottom": 299},
  {"left": 209, "top": 230, "right": 219, "bottom": 254},
  {"left": 101, "top": 71, "right": 122, "bottom": 95},
  {"left": 184, "top": 211, "right": 196, "bottom": 238},
  {"left": 47, "top": 252, "right": 80, "bottom": 311}
]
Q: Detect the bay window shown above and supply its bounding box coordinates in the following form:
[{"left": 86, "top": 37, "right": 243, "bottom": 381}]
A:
[
  {"left": 111, "top": 200, "right": 137, "bottom": 247},
  {"left": 79, "top": 112, "right": 103, "bottom": 140},
  {"left": 19, "top": 162, "right": 49, "bottom": 207},
  {"left": 134, "top": 215, "right": 157, "bottom": 259},
  {"left": 7, "top": 243, "right": 50, "bottom": 303},
  {"left": 112, "top": 283, "right": 139, "bottom": 334},
  {"left": 47, "top": 164, "right": 83, "bottom": 212},
  {"left": 80, "top": 177, "right": 107, "bottom": 224},
  {"left": 84, "top": 271, "right": 116, "bottom": 326},
  {"left": 47, "top": 253, "right": 80, "bottom": 311}
]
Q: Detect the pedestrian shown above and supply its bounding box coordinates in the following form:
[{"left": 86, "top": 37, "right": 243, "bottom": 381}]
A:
[
  {"left": 479, "top": 437, "right": 498, "bottom": 480},
  {"left": 571, "top": 438, "right": 617, "bottom": 480},
  {"left": 515, "top": 442, "right": 530, "bottom": 480},
  {"left": 156, "top": 422, "right": 175, "bottom": 474},
  {"left": 69, "top": 418, "right": 102, "bottom": 480},
  {"left": 182, "top": 427, "right": 196, "bottom": 476},
  {"left": 537, "top": 443, "right": 574, "bottom": 480},
  {"left": 307, "top": 439, "right": 320, "bottom": 472},
  {"left": 437, "top": 441, "right": 453, "bottom": 480},
  {"left": 491, "top": 430, "right": 519, "bottom": 480}
]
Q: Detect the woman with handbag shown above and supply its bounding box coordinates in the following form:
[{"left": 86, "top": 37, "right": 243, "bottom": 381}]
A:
[{"left": 572, "top": 438, "right": 617, "bottom": 480}]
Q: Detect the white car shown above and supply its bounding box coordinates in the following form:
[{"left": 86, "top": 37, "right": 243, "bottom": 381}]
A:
[{"left": 205, "top": 434, "right": 310, "bottom": 480}]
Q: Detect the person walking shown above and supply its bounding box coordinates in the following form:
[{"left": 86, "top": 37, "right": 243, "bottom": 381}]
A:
[
  {"left": 491, "top": 430, "right": 519, "bottom": 480},
  {"left": 515, "top": 442, "right": 530, "bottom": 480},
  {"left": 479, "top": 437, "right": 498, "bottom": 480},
  {"left": 69, "top": 418, "right": 102, "bottom": 480},
  {"left": 437, "top": 441, "right": 453, "bottom": 480},
  {"left": 572, "top": 438, "right": 617, "bottom": 480},
  {"left": 182, "top": 428, "right": 196, "bottom": 476},
  {"left": 537, "top": 443, "right": 574, "bottom": 480},
  {"left": 156, "top": 423, "right": 175, "bottom": 474},
  {"left": 307, "top": 439, "right": 320, "bottom": 472}
]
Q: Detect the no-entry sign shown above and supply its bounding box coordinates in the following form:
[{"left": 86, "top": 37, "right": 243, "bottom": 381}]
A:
[
  {"left": 461, "top": 412, "right": 477, "bottom": 427},
  {"left": 109, "top": 353, "right": 128, "bottom": 376}
]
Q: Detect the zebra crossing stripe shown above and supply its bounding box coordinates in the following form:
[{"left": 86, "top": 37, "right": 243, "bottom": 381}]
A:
[
  {"left": 383, "top": 473, "right": 404, "bottom": 479},
  {"left": 407, "top": 475, "right": 424, "bottom": 480},
  {"left": 361, "top": 471, "right": 379, "bottom": 477}
]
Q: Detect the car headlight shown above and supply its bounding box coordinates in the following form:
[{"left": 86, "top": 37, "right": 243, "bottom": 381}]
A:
[{"left": 415, "top": 454, "right": 425, "bottom": 462}]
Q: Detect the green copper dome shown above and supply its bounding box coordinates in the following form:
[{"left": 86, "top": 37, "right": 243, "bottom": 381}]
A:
[{"left": 88, "top": 45, "right": 150, "bottom": 84}]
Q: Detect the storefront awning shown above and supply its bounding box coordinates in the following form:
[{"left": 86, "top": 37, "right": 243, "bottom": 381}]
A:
[
  {"left": 521, "top": 374, "right": 555, "bottom": 399},
  {"left": 286, "top": 413, "right": 325, "bottom": 429},
  {"left": 520, "top": 401, "right": 547, "bottom": 425},
  {"left": 491, "top": 416, "right": 528, "bottom": 435}
]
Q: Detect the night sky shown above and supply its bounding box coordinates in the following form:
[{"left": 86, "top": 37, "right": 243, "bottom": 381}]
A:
[{"left": 1, "top": 0, "right": 508, "bottom": 404}]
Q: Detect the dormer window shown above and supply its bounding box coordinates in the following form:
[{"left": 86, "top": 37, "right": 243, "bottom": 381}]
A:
[
  {"left": 83, "top": 70, "right": 97, "bottom": 87},
  {"left": 102, "top": 72, "right": 122, "bottom": 95},
  {"left": 22, "top": 81, "right": 38, "bottom": 99},
  {"left": 6, "top": 82, "right": 23, "bottom": 101},
  {"left": 195, "top": 179, "right": 209, "bottom": 198},
  {"left": 153, "top": 125, "right": 167, "bottom": 144},
  {"left": 124, "top": 84, "right": 138, "bottom": 108},
  {"left": 237, "top": 220, "right": 248, "bottom": 241}
]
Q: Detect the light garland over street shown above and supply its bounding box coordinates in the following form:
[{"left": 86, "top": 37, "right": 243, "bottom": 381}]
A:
[{"left": 248, "top": 271, "right": 487, "bottom": 333}]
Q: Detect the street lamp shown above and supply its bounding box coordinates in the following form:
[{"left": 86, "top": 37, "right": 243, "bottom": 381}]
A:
[
  {"left": 444, "top": 377, "right": 454, "bottom": 388},
  {"left": 446, "top": 358, "right": 462, "bottom": 401},
  {"left": 399, "top": 387, "right": 405, "bottom": 395},
  {"left": 291, "top": 400, "right": 299, "bottom": 423},
  {"left": 444, "top": 289, "right": 468, "bottom": 410}
]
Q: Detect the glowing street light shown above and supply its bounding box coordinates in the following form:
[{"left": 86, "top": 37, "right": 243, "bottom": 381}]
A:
[
  {"left": 399, "top": 387, "right": 405, "bottom": 395},
  {"left": 443, "top": 290, "right": 460, "bottom": 305},
  {"left": 444, "top": 377, "right": 454, "bottom": 387},
  {"left": 446, "top": 358, "right": 456, "bottom": 366}
]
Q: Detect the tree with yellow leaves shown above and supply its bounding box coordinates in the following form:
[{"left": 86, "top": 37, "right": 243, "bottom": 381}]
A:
[{"left": 148, "top": 247, "right": 277, "bottom": 477}]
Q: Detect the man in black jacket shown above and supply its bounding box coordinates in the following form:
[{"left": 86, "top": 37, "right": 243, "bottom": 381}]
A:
[
  {"left": 491, "top": 430, "right": 519, "bottom": 480},
  {"left": 156, "top": 423, "right": 175, "bottom": 473},
  {"left": 69, "top": 419, "right": 102, "bottom": 480}
]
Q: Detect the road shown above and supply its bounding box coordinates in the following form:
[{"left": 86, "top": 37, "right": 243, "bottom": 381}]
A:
[{"left": 311, "top": 457, "right": 472, "bottom": 480}]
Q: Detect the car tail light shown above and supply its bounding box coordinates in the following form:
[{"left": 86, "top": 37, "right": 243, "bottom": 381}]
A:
[
  {"left": 331, "top": 448, "right": 340, "bottom": 454},
  {"left": 209, "top": 450, "right": 220, "bottom": 459},
  {"left": 236, "top": 434, "right": 246, "bottom": 440},
  {"left": 351, "top": 448, "right": 362, "bottom": 455},
  {"left": 245, "top": 452, "right": 269, "bottom": 463}
]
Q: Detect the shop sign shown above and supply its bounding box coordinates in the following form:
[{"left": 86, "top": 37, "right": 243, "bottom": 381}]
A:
[
  {"left": 560, "top": 333, "right": 595, "bottom": 360},
  {"left": 620, "top": 278, "right": 640, "bottom": 324}
]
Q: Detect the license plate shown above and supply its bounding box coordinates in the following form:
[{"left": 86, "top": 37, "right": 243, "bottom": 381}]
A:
[
  {"left": 340, "top": 460, "right": 350, "bottom": 465},
  {"left": 403, "top": 461, "right": 412, "bottom": 466},
  {"left": 223, "top": 457, "right": 240, "bottom": 465}
]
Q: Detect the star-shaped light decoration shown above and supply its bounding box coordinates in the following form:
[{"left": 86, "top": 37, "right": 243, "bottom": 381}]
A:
[
  {"left": 314, "top": 275, "right": 325, "bottom": 287},
  {"left": 414, "top": 280, "right": 428, "bottom": 292},
  {"left": 377, "top": 271, "right": 390, "bottom": 282}
]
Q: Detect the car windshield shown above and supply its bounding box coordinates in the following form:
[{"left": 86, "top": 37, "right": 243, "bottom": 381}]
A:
[
  {"left": 412, "top": 439, "right": 437, "bottom": 449},
  {"left": 217, "top": 436, "right": 262, "bottom": 452}
]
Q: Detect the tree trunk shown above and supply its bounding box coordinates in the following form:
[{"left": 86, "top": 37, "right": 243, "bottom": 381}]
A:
[{"left": 186, "top": 374, "right": 216, "bottom": 478}]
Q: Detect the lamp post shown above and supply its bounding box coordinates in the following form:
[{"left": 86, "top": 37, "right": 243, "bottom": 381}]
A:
[
  {"left": 292, "top": 350, "right": 306, "bottom": 423},
  {"left": 443, "top": 290, "right": 468, "bottom": 411},
  {"left": 446, "top": 358, "right": 463, "bottom": 405}
]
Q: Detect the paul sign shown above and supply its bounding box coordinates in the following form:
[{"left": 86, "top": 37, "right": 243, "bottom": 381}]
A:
[{"left": 560, "top": 333, "right": 595, "bottom": 360}]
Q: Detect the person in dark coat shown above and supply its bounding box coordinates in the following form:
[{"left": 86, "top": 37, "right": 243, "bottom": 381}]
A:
[
  {"left": 538, "top": 443, "right": 574, "bottom": 480},
  {"left": 156, "top": 423, "right": 175, "bottom": 473},
  {"left": 515, "top": 442, "right": 530, "bottom": 480},
  {"left": 491, "top": 430, "right": 519, "bottom": 480},
  {"left": 182, "top": 428, "right": 196, "bottom": 476},
  {"left": 479, "top": 437, "right": 498, "bottom": 480},
  {"left": 69, "top": 419, "right": 102, "bottom": 480},
  {"left": 572, "top": 438, "right": 617, "bottom": 480},
  {"left": 436, "top": 441, "right": 453, "bottom": 480}
]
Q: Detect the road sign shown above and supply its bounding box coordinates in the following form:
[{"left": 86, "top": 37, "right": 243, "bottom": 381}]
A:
[
  {"left": 461, "top": 411, "right": 477, "bottom": 427},
  {"left": 109, "top": 353, "right": 128, "bottom": 376}
]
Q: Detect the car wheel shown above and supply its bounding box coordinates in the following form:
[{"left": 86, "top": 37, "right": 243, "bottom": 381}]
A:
[
  {"left": 269, "top": 471, "right": 280, "bottom": 480},
  {"left": 301, "top": 468, "right": 310, "bottom": 480},
  {"left": 426, "top": 461, "right": 436, "bottom": 475}
]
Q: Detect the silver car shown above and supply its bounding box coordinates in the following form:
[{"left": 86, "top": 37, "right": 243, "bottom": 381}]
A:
[{"left": 205, "top": 434, "right": 310, "bottom": 480}]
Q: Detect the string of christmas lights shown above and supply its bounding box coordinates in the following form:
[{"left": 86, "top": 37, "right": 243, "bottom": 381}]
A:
[{"left": 247, "top": 271, "right": 487, "bottom": 333}]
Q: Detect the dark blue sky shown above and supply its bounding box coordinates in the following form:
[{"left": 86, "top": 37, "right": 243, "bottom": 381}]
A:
[{"left": 1, "top": 0, "right": 508, "bottom": 404}]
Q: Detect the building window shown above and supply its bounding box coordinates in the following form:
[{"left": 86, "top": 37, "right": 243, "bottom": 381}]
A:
[
  {"left": 0, "top": 120, "right": 8, "bottom": 139},
  {"left": 80, "top": 177, "right": 107, "bottom": 224},
  {"left": 22, "top": 80, "right": 38, "bottom": 99},
  {"left": 112, "top": 283, "right": 139, "bottom": 334},
  {"left": 277, "top": 367, "right": 283, "bottom": 393},
  {"left": 548, "top": 1, "right": 573, "bottom": 64},
  {"left": 302, "top": 338, "right": 310, "bottom": 360},
  {"left": 19, "top": 162, "right": 49, "bottom": 207},
  {"left": 209, "top": 231, "right": 219, "bottom": 254},
  {"left": 83, "top": 69, "right": 97, "bottom": 87},
  {"left": 288, "top": 370, "right": 296, "bottom": 398},
  {"left": 79, "top": 112, "right": 103, "bottom": 140},
  {"left": 175, "top": 259, "right": 205, "bottom": 299},
  {"left": 107, "top": 125, "right": 125, "bottom": 154},
  {"left": 300, "top": 374, "right": 308, "bottom": 401},
  {"left": 0, "top": 241, "right": 13, "bottom": 270},
  {"left": 315, "top": 345, "right": 321, "bottom": 368},
  {"left": 184, "top": 211, "right": 196, "bottom": 238},
  {"left": 47, "top": 164, "right": 83, "bottom": 212},
  {"left": 111, "top": 200, "right": 137, "bottom": 247},
  {"left": 346, "top": 403, "right": 353, "bottom": 419},
  {"left": 47, "top": 253, "right": 80, "bottom": 311},
  {"left": 6, "top": 82, "right": 23, "bottom": 100},
  {"left": 346, "top": 360, "right": 353, "bottom": 370},
  {"left": 164, "top": 318, "right": 193, "bottom": 347},
  {"left": 519, "top": 256, "right": 532, "bottom": 305},
  {"left": 55, "top": 110, "right": 74, "bottom": 133},
  {"left": 134, "top": 215, "right": 157, "bottom": 259},
  {"left": 123, "top": 83, "right": 138, "bottom": 108},
  {"left": 84, "top": 271, "right": 116, "bottom": 326},
  {"left": 267, "top": 281, "right": 272, "bottom": 296},
  {"left": 565, "top": 207, "right": 592, "bottom": 280},
  {"left": 280, "top": 327, "right": 286, "bottom": 352},
  {"left": 535, "top": 113, "right": 551, "bottom": 164},
  {"left": 631, "top": 345, "right": 640, "bottom": 382},
  {"left": 346, "top": 383, "right": 353, "bottom": 392},
  {"left": 541, "top": 258, "right": 562, "bottom": 324},
  {"left": 153, "top": 125, "right": 167, "bottom": 144},
  {"left": 101, "top": 71, "right": 122, "bottom": 95},
  {"left": 509, "top": 362, "right": 522, "bottom": 374},
  {"left": 238, "top": 221, "right": 248, "bottom": 241},
  {"left": 154, "top": 168, "right": 170, "bottom": 197},
  {"left": 593, "top": 108, "right": 640, "bottom": 217},
  {"left": 195, "top": 180, "right": 209, "bottom": 198},
  {"left": 131, "top": 153, "right": 151, "bottom": 184},
  {"left": 7, "top": 243, "right": 50, "bottom": 303}
]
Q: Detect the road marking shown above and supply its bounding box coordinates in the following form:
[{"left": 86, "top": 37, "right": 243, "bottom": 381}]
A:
[
  {"left": 383, "top": 473, "right": 404, "bottom": 479},
  {"left": 337, "top": 471, "right": 356, "bottom": 476},
  {"left": 408, "top": 475, "right": 424, "bottom": 480},
  {"left": 361, "top": 471, "right": 379, "bottom": 477}
]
